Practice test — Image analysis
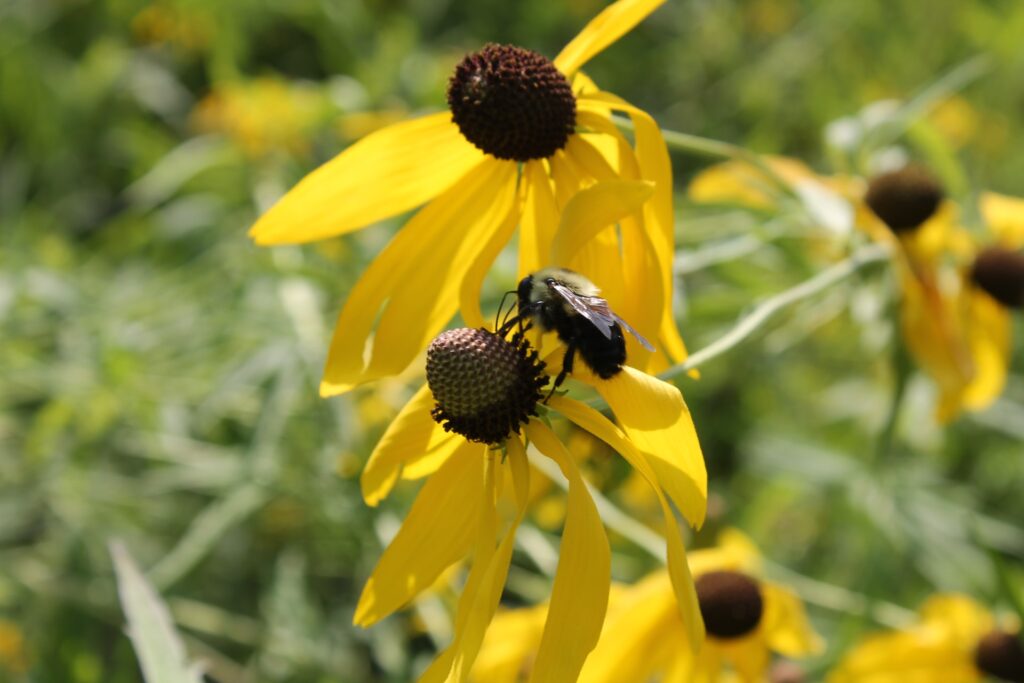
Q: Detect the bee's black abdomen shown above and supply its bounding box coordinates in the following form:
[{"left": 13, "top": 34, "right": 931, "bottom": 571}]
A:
[{"left": 572, "top": 316, "right": 626, "bottom": 379}]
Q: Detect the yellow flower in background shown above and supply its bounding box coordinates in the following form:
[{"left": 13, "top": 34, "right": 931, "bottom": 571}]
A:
[
  {"left": 578, "top": 529, "right": 822, "bottom": 683},
  {"left": 860, "top": 167, "right": 1021, "bottom": 422},
  {"left": 687, "top": 159, "right": 1024, "bottom": 422},
  {"left": 0, "top": 619, "right": 28, "bottom": 676},
  {"left": 132, "top": 0, "right": 212, "bottom": 53},
  {"left": 191, "top": 77, "right": 331, "bottom": 157},
  {"left": 466, "top": 529, "right": 821, "bottom": 683},
  {"left": 355, "top": 325, "right": 707, "bottom": 683},
  {"left": 250, "top": 0, "right": 689, "bottom": 396},
  {"left": 829, "top": 594, "right": 1024, "bottom": 683}
]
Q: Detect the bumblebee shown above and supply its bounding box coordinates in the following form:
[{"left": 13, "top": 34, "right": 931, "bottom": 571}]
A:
[{"left": 506, "top": 268, "right": 655, "bottom": 393}]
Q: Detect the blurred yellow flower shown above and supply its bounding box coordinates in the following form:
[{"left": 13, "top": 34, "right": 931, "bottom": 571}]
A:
[
  {"left": 467, "top": 529, "right": 821, "bottom": 683},
  {"left": 828, "top": 594, "right": 1024, "bottom": 683},
  {"left": 578, "top": 529, "right": 823, "bottom": 683},
  {"left": 355, "top": 325, "right": 706, "bottom": 683},
  {"left": 0, "top": 619, "right": 28, "bottom": 676},
  {"left": 191, "top": 78, "right": 330, "bottom": 157},
  {"left": 132, "top": 1, "right": 211, "bottom": 52},
  {"left": 688, "top": 159, "right": 1024, "bottom": 422},
  {"left": 250, "top": 0, "right": 689, "bottom": 396}
]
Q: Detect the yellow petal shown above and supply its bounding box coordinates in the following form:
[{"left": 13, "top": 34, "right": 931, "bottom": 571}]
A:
[
  {"left": 981, "top": 191, "right": 1024, "bottom": 247},
  {"left": 714, "top": 633, "right": 771, "bottom": 683},
  {"left": 827, "top": 630, "right": 979, "bottom": 683},
  {"left": 519, "top": 160, "right": 560, "bottom": 279},
  {"left": 525, "top": 420, "right": 611, "bottom": 683},
  {"left": 551, "top": 179, "right": 654, "bottom": 266},
  {"left": 460, "top": 178, "right": 525, "bottom": 330},
  {"left": 960, "top": 288, "right": 1011, "bottom": 411},
  {"left": 918, "top": 593, "right": 994, "bottom": 644},
  {"left": 554, "top": 0, "right": 667, "bottom": 78},
  {"left": 761, "top": 583, "right": 825, "bottom": 657},
  {"left": 550, "top": 396, "right": 705, "bottom": 652},
  {"left": 580, "top": 94, "right": 690, "bottom": 364},
  {"left": 250, "top": 113, "right": 483, "bottom": 244},
  {"left": 320, "top": 159, "right": 517, "bottom": 395},
  {"left": 581, "top": 365, "right": 707, "bottom": 527},
  {"left": 548, "top": 150, "right": 587, "bottom": 208},
  {"left": 420, "top": 442, "right": 531, "bottom": 683},
  {"left": 471, "top": 603, "right": 548, "bottom": 683},
  {"left": 715, "top": 528, "right": 764, "bottom": 572},
  {"left": 578, "top": 571, "right": 680, "bottom": 683},
  {"left": 360, "top": 384, "right": 459, "bottom": 506},
  {"left": 354, "top": 445, "right": 487, "bottom": 626}
]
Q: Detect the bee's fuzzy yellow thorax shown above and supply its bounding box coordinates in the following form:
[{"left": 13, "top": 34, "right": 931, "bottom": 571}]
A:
[{"left": 533, "top": 267, "right": 601, "bottom": 297}]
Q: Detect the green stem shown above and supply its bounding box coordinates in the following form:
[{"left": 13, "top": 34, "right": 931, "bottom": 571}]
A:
[
  {"left": 611, "top": 115, "right": 798, "bottom": 199},
  {"left": 660, "top": 243, "right": 892, "bottom": 381}
]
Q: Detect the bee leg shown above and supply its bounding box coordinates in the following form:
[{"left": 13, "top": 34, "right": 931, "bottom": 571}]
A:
[{"left": 545, "top": 344, "right": 575, "bottom": 401}]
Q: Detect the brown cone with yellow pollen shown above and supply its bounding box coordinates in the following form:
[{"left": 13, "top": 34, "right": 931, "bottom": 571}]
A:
[
  {"left": 865, "top": 166, "right": 944, "bottom": 233},
  {"left": 695, "top": 570, "right": 765, "bottom": 639},
  {"left": 426, "top": 327, "right": 548, "bottom": 445},
  {"left": 975, "top": 630, "right": 1024, "bottom": 682},
  {"left": 447, "top": 43, "right": 576, "bottom": 162},
  {"left": 971, "top": 246, "right": 1024, "bottom": 309}
]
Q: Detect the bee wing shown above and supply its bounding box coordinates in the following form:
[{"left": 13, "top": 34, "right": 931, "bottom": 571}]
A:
[
  {"left": 548, "top": 281, "right": 616, "bottom": 340},
  {"left": 549, "top": 281, "right": 657, "bottom": 352},
  {"left": 610, "top": 314, "right": 657, "bottom": 352}
]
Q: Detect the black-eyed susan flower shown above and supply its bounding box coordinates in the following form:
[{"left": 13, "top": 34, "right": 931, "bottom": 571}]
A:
[
  {"left": 858, "top": 166, "right": 1019, "bottom": 422},
  {"left": 250, "top": 0, "right": 689, "bottom": 396},
  {"left": 577, "top": 529, "right": 823, "bottom": 683},
  {"left": 829, "top": 594, "right": 1024, "bottom": 683},
  {"left": 687, "top": 158, "right": 1024, "bottom": 422},
  {"left": 356, "top": 324, "right": 707, "bottom": 683}
]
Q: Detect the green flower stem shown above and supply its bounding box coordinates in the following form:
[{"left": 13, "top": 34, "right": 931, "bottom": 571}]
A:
[
  {"left": 611, "top": 115, "right": 797, "bottom": 199},
  {"left": 660, "top": 243, "right": 892, "bottom": 381}
]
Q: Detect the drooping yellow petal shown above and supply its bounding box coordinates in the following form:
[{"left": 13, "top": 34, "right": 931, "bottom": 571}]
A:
[
  {"left": 554, "top": 0, "right": 667, "bottom": 78},
  {"left": 470, "top": 603, "right": 548, "bottom": 683},
  {"left": 525, "top": 420, "right": 611, "bottom": 683},
  {"left": 570, "top": 109, "right": 665, "bottom": 366},
  {"left": 960, "top": 288, "right": 1011, "bottom": 412},
  {"left": 580, "top": 93, "right": 690, "bottom": 365},
  {"left": 579, "top": 364, "right": 707, "bottom": 527},
  {"left": 320, "top": 159, "right": 517, "bottom": 395},
  {"left": 519, "top": 160, "right": 560, "bottom": 278},
  {"left": 250, "top": 113, "right": 484, "bottom": 244},
  {"left": 420, "top": 441, "right": 531, "bottom": 683},
  {"left": 354, "top": 445, "right": 486, "bottom": 626},
  {"left": 548, "top": 150, "right": 588, "bottom": 208},
  {"left": 361, "top": 384, "right": 459, "bottom": 506},
  {"left": 577, "top": 571, "right": 680, "bottom": 683},
  {"left": 551, "top": 179, "right": 653, "bottom": 265},
  {"left": 460, "top": 181, "right": 525, "bottom": 329},
  {"left": 550, "top": 396, "right": 705, "bottom": 652},
  {"left": 761, "top": 583, "right": 825, "bottom": 657}
]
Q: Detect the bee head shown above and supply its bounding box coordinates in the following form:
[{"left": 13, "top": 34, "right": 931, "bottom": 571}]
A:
[{"left": 516, "top": 274, "right": 535, "bottom": 308}]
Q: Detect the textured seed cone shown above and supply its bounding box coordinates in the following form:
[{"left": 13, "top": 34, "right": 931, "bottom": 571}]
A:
[
  {"left": 447, "top": 43, "right": 576, "bottom": 161},
  {"left": 975, "top": 630, "right": 1024, "bottom": 682},
  {"left": 971, "top": 246, "right": 1024, "bottom": 309},
  {"left": 695, "top": 570, "right": 764, "bottom": 639},
  {"left": 865, "top": 166, "right": 944, "bottom": 233},
  {"left": 426, "top": 327, "right": 547, "bottom": 445}
]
